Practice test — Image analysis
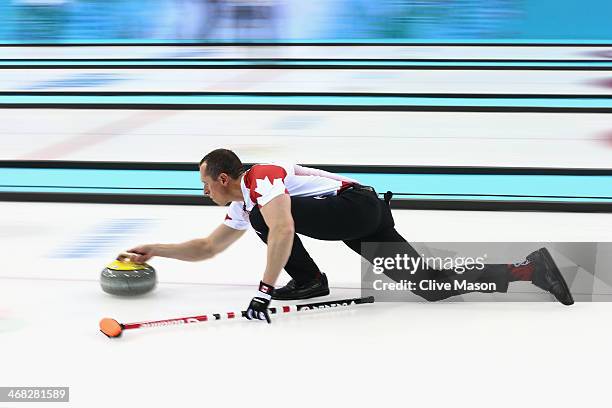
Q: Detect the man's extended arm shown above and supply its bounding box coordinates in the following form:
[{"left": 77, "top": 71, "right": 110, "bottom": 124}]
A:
[{"left": 119, "top": 224, "right": 246, "bottom": 263}]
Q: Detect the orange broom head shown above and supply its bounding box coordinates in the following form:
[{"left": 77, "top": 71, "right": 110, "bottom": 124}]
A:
[{"left": 99, "top": 318, "right": 123, "bottom": 338}]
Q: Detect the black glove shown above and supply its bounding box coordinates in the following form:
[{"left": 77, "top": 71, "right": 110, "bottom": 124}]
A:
[{"left": 245, "top": 281, "right": 274, "bottom": 324}]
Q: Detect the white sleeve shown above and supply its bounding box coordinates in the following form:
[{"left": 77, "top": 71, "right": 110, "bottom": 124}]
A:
[
  {"left": 223, "top": 201, "right": 250, "bottom": 231},
  {"left": 294, "top": 164, "right": 359, "bottom": 184}
]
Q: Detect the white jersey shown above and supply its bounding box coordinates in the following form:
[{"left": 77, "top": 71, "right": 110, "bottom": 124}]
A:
[{"left": 223, "top": 163, "right": 359, "bottom": 230}]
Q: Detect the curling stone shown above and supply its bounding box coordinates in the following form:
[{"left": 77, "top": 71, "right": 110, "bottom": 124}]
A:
[{"left": 100, "top": 260, "right": 157, "bottom": 296}]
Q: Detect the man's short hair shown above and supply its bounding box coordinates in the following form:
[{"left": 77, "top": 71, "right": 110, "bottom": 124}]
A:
[{"left": 199, "top": 148, "right": 244, "bottom": 180}]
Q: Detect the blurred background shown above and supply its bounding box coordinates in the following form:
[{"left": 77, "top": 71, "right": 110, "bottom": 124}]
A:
[
  {"left": 1, "top": 0, "right": 612, "bottom": 43},
  {"left": 1, "top": 3, "right": 612, "bottom": 407}
]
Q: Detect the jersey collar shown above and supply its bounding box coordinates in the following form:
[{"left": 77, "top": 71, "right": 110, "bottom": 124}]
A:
[{"left": 239, "top": 171, "right": 255, "bottom": 212}]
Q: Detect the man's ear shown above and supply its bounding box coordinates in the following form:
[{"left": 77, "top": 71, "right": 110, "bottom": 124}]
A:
[{"left": 219, "top": 173, "right": 229, "bottom": 185}]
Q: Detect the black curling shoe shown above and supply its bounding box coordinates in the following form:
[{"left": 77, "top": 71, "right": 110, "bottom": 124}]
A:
[
  {"left": 272, "top": 273, "right": 330, "bottom": 300},
  {"left": 528, "top": 248, "right": 574, "bottom": 306}
]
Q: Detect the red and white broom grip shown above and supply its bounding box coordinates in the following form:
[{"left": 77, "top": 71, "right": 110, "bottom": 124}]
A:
[{"left": 121, "top": 296, "right": 375, "bottom": 331}]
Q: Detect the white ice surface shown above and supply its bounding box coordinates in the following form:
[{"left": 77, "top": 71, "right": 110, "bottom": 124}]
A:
[
  {"left": 3, "top": 69, "right": 611, "bottom": 94},
  {"left": 1, "top": 202, "right": 612, "bottom": 408},
  {"left": 2, "top": 44, "right": 612, "bottom": 407},
  {"left": 2, "top": 109, "right": 612, "bottom": 168}
]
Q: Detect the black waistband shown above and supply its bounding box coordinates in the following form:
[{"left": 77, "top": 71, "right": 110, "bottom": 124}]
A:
[{"left": 342, "top": 184, "right": 375, "bottom": 193}]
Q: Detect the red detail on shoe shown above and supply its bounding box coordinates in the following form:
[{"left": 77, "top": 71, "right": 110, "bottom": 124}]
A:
[
  {"left": 224, "top": 214, "right": 232, "bottom": 221},
  {"left": 508, "top": 262, "right": 535, "bottom": 281},
  {"left": 282, "top": 306, "right": 290, "bottom": 313},
  {"left": 228, "top": 312, "right": 235, "bottom": 319}
]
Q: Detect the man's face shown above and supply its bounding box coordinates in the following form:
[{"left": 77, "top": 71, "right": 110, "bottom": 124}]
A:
[{"left": 199, "top": 163, "right": 231, "bottom": 205}]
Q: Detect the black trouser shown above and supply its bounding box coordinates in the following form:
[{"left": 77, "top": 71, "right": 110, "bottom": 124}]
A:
[{"left": 249, "top": 187, "right": 511, "bottom": 301}]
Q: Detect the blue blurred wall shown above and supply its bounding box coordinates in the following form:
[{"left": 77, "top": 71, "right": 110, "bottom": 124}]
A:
[{"left": 0, "top": 0, "right": 610, "bottom": 43}]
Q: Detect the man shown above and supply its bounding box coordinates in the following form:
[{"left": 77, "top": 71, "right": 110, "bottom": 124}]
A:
[{"left": 120, "top": 149, "right": 574, "bottom": 323}]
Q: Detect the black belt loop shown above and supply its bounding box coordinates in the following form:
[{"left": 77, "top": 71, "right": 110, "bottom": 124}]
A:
[
  {"left": 383, "top": 190, "right": 394, "bottom": 205},
  {"left": 340, "top": 184, "right": 378, "bottom": 196}
]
